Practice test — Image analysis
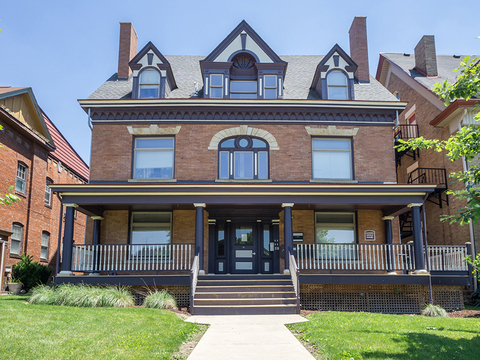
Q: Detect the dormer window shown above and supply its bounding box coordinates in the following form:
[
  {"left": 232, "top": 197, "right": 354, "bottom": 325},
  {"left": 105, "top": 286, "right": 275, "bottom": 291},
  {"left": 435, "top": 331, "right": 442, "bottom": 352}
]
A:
[
  {"left": 210, "top": 74, "right": 224, "bottom": 98},
  {"left": 230, "top": 81, "right": 257, "bottom": 99},
  {"left": 139, "top": 69, "right": 161, "bottom": 98},
  {"left": 327, "top": 70, "right": 348, "bottom": 100},
  {"left": 264, "top": 75, "right": 277, "bottom": 99}
]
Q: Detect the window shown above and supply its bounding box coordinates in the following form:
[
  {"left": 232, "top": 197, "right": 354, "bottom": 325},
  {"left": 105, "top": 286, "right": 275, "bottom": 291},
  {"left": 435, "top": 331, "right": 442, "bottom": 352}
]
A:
[
  {"left": 218, "top": 136, "right": 269, "bottom": 180},
  {"left": 11, "top": 224, "right": 23, "bottom": 255},
  {"left": 315, "top": 213, "right": 356, "bottom": 244},
  {"left": 41, "top": 232, "right": 50, "bottom": 259},
  {"left": 264, "top": 75, "right": 277, "bottom": 99},
  {"left": 210, "top": 74, "right": 224, "bottom": 98},
  {"left": 327, "top": 70, "right": 348, "bottom": 100},
  {"left": 230, "top": 81, "right": 257, "bottom": 99},
  {"left": 139, "top": 69, "right": 160, "bottom": 98},
  {"left": 133, "top": 137, "right": 174, "bottom": 179},
  {"left": 130, "top": 212, "right": 171, "bottom": 258},
  {"left": 45, "top": 178, "right": 53, "bottom": 206},
  {"left": 312, "top": 138, "right": 352, "bottom": 180},
  {"left": 16, "top": 163, "right": 27, "bottom": 193}
]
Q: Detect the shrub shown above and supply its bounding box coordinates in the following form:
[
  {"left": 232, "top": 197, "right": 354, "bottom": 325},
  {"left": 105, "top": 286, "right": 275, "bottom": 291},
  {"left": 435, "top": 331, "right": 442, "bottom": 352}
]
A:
[
  {"left": 144, "top": 289, "right": 177, "bottom": 309},
  {"left": 29, "top": 284, "right": 135, "bottom": 308},
  {"left": 12, "top": 254, "right": 52, "bottom": 292},
  {"left": 421, "top": 304, "right": 448, "bottom": 317},
  {"left": 470, "top": 288, "right": 480, "bottom": 307}
]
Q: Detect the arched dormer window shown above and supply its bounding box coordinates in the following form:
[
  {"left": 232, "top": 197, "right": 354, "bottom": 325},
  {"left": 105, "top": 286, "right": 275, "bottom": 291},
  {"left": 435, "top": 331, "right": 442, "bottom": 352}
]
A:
[
  {"left": 327, "top": 70, "right": 348, "bottom": 100},
  {"left": 218, "top": 136, "right": 269, "bottom": 180},
  {"left": 229, "top": 53, "right": 257, "bottom": 99},
  {"left": 139, "top": 68, "right": 161, "bottom": 98}
]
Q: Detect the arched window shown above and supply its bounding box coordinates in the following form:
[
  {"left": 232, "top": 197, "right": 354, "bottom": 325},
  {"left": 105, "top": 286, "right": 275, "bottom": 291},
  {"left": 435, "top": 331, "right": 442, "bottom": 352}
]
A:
[
  {"left": 218, "top": 136, "right": 269, "bottom": 180},
  {"left": 139, "top": 69, "right": 161, "bottom": 98},
  {"left": 327, "top": 70, "right": 348, "bottom": 100}
]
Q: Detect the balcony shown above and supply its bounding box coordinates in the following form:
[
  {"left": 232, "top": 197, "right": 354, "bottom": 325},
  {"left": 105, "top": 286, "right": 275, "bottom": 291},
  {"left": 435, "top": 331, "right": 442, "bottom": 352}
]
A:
[
  {"left": 407, "top": 167, "right": 448, "bottom": 207},
  {"left": 394, "top": 124, "right": 420, "bottom": 165}
]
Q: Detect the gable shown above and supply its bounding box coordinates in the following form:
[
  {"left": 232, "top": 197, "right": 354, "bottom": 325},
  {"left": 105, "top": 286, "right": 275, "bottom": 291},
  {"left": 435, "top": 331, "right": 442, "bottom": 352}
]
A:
[{"left": 0, "top": 87, "right": 54, "bottom": 147}]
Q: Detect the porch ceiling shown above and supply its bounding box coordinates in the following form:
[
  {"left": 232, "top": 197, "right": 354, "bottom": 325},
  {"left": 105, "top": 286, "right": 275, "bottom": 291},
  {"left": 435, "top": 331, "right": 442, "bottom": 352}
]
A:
[{"left": 51, "top": 183, "right": 435, "bottom": 217}]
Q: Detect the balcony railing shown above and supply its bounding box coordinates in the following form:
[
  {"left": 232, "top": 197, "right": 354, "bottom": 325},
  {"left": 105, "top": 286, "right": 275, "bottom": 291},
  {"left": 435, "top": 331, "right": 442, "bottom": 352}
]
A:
[
  {"left": 296, "top": 243, "right": 469, "bottom": 272},
  {"left": 72, "top": 243, "right": 194, "bottom": 272},
  {"left": 407, "top": 167, "right": 447, "bottom": 188},
  {"left": 394, "top": 124, "right": 419, "bottom": 142}
]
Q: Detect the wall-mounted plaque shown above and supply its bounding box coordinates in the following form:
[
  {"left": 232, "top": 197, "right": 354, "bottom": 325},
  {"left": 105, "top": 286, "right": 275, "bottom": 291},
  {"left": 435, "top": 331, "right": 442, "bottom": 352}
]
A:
[
  {"left": 293, "top": 233, "right": 304, "bottom": 242},
  {"left": 364, "top": 230, "right": 375, "bottom": 241}
]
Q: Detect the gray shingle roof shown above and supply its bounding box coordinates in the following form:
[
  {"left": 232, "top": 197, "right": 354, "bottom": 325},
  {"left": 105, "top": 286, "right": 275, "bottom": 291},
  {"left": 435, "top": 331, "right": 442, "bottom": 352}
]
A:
[
  {"left": 381, "top": 53, "right": 480, "bottom": 90},
  {"left": 88, "top": 55, "right": 398, "bottom": 102}
]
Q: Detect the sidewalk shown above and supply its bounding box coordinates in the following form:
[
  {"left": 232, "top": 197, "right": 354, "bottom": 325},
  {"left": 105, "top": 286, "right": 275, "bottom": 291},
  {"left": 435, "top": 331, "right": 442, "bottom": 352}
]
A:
[{"left": 185, "top": 315, "right": 315, "bottom": 360}]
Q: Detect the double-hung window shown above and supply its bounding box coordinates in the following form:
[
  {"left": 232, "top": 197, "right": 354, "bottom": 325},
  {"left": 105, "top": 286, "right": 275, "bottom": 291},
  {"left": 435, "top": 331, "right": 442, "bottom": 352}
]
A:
[
  {"left": 130, "top": 212, "right": 172, "bottom": 258},
  {"left": 312, "top": 138, "right": 352, "bottom": 180},
  {"left": 139, "top": 69, "right": 161, "bottom": 98},
  {"left": 11, "top": 224, "right": 23, "bottom": 256},
  {"left": 133, "top": 137, "right": 174, "bottom": 179},
  {"left": 16, "top": 163, "right": 27, "bottom": 193},
  {"left": 41, "top": 232, "right": 50, "bottom": 260},
  {"left": 327, "top": 70, "right": 348, "bottom": 100},
  {"left": 218, "top": 136, "right": 269, "bottom": 180},
  {"left": 230, "top": 81, "right": 257, "bottom": 99},
  {"left": 45, "top": 178, "right": 53, "bottom": 206},
  {"left": 210, "top": 74, "right": 224, "bottom": 98},
  {"left": 263, "top": 75, "right": 277, "bottom": 99}
]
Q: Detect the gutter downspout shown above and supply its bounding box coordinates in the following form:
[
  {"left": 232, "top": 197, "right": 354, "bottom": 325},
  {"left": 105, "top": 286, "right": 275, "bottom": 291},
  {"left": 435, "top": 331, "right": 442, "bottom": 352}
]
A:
[{"left": 458, "top": 109, "right": 477, "bottom": 291}]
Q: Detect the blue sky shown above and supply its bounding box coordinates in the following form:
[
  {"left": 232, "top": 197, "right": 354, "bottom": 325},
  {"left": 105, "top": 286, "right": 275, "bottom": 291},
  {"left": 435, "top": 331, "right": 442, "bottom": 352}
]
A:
[{"left": 1, "top": 0, "right": 478, "bottom": 166}]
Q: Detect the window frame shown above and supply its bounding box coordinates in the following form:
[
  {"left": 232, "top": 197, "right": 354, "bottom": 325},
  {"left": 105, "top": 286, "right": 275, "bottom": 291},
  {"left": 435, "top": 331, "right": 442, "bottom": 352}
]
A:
[
  {"left": 41, "top": 231, "right": 50, "bottom": 260},
  {"left": 326, "top": 69, "right": 349, "bottom": 100},
  {"left": 129, "top": 212, "right": 172, "bottom": 260},
  {"left": 11, "top": 223, "right": 23, "bottom": 256},
  {"left": 16, "top": 162, "right": 27, "bottom": 194},
  {"left": 209, "top": 74, "right": 224, "bottom": 99},
  {"left": 138, "top": 68, "right": 161, "bottom": 99},
  {"left": 311, "top": 137, "right": 353, "bottom": 181},
  {"left": 45, "top": 178, "right": 53, "bottom": 206},
  {"left": 218, "top": 136, "right": 269, "bottom": 180},
  {"left": 263, "top": 75, "right": 278, "bottom": 99},
  {"left": 230, "top": 80, "right": 257, "bottom": 99},
  {"left": 132, "top": 136, "right": 175, "bottom": 180}
]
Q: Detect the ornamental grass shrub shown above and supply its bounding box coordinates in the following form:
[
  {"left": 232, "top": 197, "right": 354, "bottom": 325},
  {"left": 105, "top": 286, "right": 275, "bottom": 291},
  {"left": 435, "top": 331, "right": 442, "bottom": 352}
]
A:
[
  {"left": 29, "top": 284, "right": 134, "bottom": 308},
  {"left": 143, "top": 289, "right": 177, "bottom": 309},
  {"left": 421, "top": 304, "right": 448, "bottom": 317}
]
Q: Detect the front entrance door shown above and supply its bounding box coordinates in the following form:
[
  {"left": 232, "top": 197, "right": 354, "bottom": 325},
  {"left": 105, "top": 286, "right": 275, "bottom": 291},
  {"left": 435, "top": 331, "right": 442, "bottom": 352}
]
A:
[{"left": 231, "top": 223, "right": 257, "bottom": 274}]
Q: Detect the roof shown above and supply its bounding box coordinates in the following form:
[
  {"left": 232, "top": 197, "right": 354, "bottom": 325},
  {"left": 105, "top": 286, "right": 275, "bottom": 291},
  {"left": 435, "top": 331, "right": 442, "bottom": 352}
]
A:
[
  {"left": 87, "top": 55, "right": 398, "bottom": 102},
  {"left": 380, "top": 53, "right": 480, "bottom": 91},
  {"left": 0, "top": 86, "right": 28, "bottom": 95},
  {"left": 42, "top": 111, "right": 89, "bottom": 180}
]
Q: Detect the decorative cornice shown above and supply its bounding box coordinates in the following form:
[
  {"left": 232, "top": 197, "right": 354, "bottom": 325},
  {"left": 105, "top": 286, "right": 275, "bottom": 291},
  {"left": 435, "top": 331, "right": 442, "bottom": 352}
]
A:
[
  {"left": 305, "top": 125, "right": 359, "bottom": 136},
  {"left": 208, "top": 125, "right": 279, "bottom": 150},
  {"left": 127, "top": 125, "right": 181, "bottom": 135}
]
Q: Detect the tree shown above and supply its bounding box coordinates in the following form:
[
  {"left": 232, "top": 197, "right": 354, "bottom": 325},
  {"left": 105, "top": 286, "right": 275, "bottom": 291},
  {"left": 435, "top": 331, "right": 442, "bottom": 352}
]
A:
[{"left": 0, "top": 124, "right": 21, "bottom": 205}]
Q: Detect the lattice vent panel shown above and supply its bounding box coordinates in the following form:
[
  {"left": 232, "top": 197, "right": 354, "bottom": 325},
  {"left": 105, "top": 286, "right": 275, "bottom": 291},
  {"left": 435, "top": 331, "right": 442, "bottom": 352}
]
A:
[{"left": 131, "top": 285, "right": 190, "bottom": 307}]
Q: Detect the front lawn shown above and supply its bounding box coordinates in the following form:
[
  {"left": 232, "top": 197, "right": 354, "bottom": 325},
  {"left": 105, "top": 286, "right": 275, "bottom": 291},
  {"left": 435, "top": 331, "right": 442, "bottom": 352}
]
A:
[
  {"left": 0, "top": 295, "right": 200, "bottom": 359},
  {"left": 289, "top": 311, "right": 480, "bottom": 360}
]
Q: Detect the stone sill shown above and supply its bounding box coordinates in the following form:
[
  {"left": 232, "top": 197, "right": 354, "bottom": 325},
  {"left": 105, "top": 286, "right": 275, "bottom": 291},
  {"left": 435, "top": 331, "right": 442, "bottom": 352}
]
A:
[{"left": 128, "top": 178, "right": 177, "bottom": 183}]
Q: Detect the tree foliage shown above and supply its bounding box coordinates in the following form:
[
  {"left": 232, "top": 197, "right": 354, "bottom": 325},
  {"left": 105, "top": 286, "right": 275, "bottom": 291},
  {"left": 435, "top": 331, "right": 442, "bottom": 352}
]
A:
[{"left": 396, "top": 56, "right": 480, "bottom": 226}]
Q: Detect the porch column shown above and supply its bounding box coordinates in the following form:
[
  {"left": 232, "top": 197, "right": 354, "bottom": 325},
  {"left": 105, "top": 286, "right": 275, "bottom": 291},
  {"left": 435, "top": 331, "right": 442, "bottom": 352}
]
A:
[
  {"left": 382, "top": 216, "right": 396, "bottom": 274},
  {"left": 59, "top": 204, "right": 77, "bottom": 275},
  {"left": 194, "top": 203, "right": 206, "bottom": 273},
  {"left": 282, "top": 203, "right": 294, "bottom": 272},
  {"left": 90, "top": 216, "right": 103, "bottom": 276},
  {"left": 408, "top": 203, "right": 428, "bottom": 274}
]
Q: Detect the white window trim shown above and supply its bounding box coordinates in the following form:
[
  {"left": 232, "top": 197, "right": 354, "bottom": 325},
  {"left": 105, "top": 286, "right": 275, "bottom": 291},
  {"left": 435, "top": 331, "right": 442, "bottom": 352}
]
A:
[
  {"left": 11, "top": 224, "right": 23, "bottom": 256},
  {"left": 41, "top": 232, "right": 50, "bottom": 260},
  {"left": 327, "top": 70, "right": 349, "bottom": 100},
  {"left": 312, "top": 138, "right": 353, "bottom": 181},
  {"left": 138, "top": 68, "right": 161, "bottom": 99},
  {"left": 133, "top": 137, "right": 175, "bottom": 180},
  {"left": 16, "top": 163, "right": 27, "bottom": 193}
]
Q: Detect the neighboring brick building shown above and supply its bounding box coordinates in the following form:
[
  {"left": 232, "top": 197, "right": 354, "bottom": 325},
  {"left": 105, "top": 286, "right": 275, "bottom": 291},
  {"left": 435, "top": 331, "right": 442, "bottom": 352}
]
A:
[
  {"left": 52, "top": 18, "right": 472, "bottom": 314},
  {"left": 0, "top": 87, "right": 89, "bottom": 290},
  {"left": 376, "top": 37, "right": 480, "bottom": 263}
]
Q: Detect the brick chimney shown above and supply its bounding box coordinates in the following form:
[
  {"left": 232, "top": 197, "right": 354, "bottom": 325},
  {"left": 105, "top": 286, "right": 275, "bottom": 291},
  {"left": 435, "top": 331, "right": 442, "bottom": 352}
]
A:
[
  {"left": 349, "top": 16, "right": 370, "bottom": 83},
  {"left": 414, "top": 35, "right": 438, "bottom": 77},
  {"left": 117, "top": 22, "right": 138, "bottom": 79}
]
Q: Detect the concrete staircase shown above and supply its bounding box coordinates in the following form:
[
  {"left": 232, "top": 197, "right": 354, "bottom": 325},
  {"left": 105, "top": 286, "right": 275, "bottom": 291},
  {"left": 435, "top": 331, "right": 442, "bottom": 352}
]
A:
[{"left": 192, "top": 274, "right": 298, "bottom": 315}]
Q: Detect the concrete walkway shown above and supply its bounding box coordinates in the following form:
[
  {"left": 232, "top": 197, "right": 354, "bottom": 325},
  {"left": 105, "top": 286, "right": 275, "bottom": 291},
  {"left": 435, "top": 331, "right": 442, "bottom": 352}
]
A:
[{"left": 185, "top": 315, "right": 315, "bottom": 360}]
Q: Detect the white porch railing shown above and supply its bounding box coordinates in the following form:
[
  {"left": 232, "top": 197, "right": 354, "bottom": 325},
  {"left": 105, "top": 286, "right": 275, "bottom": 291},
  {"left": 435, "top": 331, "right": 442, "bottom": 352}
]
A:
[
  {"left": 296, "top": 243, "right": 415, "bottom": 271},
  {"left": 427, "top": 245, "right": 469, "bottom": 271},
  {"left": 72, "top": 244, "right": 194, "bottom": 272}
]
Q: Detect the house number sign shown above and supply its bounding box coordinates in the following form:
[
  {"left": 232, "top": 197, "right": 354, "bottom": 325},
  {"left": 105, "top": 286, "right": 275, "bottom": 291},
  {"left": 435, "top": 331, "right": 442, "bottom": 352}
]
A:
[{"left": 364, "top": 230, "right": 375, "bottom": 241}]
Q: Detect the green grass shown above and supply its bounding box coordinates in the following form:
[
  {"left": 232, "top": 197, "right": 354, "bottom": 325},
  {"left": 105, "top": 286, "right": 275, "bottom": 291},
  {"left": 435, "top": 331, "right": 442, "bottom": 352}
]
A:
[
  {"left": 0, "top": 295, "right": 200, "bottom": 360},
  {"left": 289, "top": 311, "right": 480, "bottom": 360}
]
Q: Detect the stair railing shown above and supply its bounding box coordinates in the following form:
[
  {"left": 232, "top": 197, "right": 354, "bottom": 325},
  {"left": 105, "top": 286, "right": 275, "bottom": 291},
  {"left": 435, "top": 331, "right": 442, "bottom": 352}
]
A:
[
  {"left": 190, "top": 255, "right": 199, "bottom": 315},
  {"left": 289, "top": 251, "right": 301, "bottom": 314}
]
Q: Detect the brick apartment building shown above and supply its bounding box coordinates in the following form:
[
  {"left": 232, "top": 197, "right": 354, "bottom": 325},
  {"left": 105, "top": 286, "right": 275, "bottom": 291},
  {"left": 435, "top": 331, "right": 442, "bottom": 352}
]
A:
[
  {"left": 376, "top": 37, "right": 480, "bottom": 264},
  {"left": 52, "top": 18, "right": 473, "bottom": 314},
  {"left": 0, "top": 87, "right": 89, "bottom": 290}
]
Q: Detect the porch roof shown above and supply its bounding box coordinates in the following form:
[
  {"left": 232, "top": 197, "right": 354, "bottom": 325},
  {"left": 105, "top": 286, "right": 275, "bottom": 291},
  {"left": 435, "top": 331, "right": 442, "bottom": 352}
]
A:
[{"left": 51, "top": 183, "right": 436, "bottom": 217}]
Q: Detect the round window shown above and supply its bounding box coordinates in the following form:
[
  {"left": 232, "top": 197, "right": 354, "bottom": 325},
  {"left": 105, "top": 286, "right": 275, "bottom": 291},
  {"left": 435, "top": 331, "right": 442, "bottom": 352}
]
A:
[{"left": 239, "top": 138, "right": 249, "bottom": 148}]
